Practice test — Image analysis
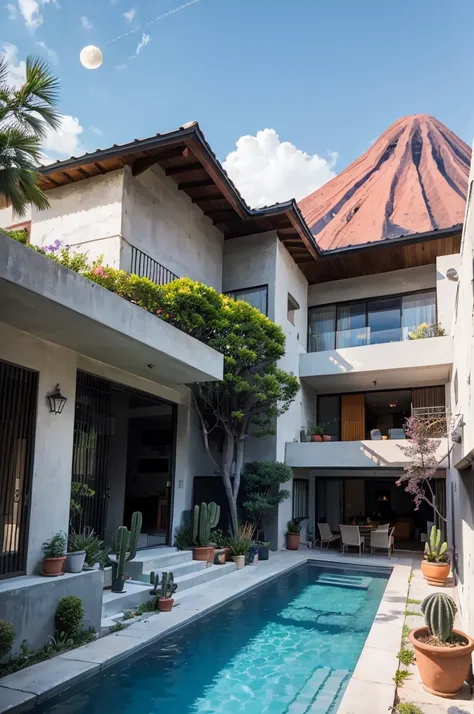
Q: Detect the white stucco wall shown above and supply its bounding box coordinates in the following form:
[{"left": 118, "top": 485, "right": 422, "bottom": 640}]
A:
[
  {"left": 122, "top": 166, "right": 224, "bottom": 290},
  {"left": 307, "top": 264, "right": 436, "bottom": 307},
  {"left": 436, "top": 254, "right": 461, "bottom": 337}
]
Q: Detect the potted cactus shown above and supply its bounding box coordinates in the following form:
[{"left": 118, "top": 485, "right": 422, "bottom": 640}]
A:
[
  {"left": 107, "top": 511, "right": 142, "bottom": 592},
  {"left": 421, "top": 525, "right": 450, "bottom": 586},
  {"left": 150, "top": 571, "right": 177, "bottom": 611},
  {"left": 410, "top": 592, "right": 474, "bottom": 697},
  {"left": 192, "top": 502, "right": 220, "bottom": 563}
]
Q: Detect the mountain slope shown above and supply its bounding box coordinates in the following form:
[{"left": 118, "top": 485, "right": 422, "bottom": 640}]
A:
[{"left": 298, "top": 114, "right": 471, "bottom": 251}]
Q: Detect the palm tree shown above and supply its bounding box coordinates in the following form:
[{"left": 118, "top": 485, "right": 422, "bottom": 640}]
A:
[{"left": 0, "top": 55, "right": 60, "bottom": 217}]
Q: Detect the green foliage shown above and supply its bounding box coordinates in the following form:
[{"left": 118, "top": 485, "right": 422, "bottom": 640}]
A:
[
  {"left": 310, "top": 424, "right": 325, "bottom": 436},
  {"left": 396, "top": 704, "right": 424, "bottom": 714},
  {"left": 0, "top": 227, "right": 28, "bottom": 244},
  {"left": 107, "top": 512, "right": 142, "bottom": 581},
  {"left": 0, "top": 55, "right": 60, "bottom": 216},
  {"left": 286, "top": 519, "right": 302, "bottom": 534},
  {"left": 241, "top": 461, "right": 292, "bottom": 536},
  {"left": 402, "top": 624, "right": 410, "bottom": 641},
  {"left": 407, "top": 598, "right": 421, "bottom": 605},
  {"left": 404, "top": 610, "right": 423, "bottom": 617},
  {"left": 193, "top": 502, "right": 220, "bottom": 547},
  {"left": 109, "top": 622, "right": 126, "bottom": 632},
  {"left": 397, "top": 647, "right": 415, "bottom": 665},
  {"left": 210, "top": 529, "right": 230, "bottom": 548},
  {"left": 421, "top": 592, "right": 457, "bottom": 642},
  {"left": 0, "top": 629, "right": 95, "bottom": 678},
  {"left": 424, "top": 525, "right": 448, "bottom": 563},
  {"left": 228, "top": 535, "right": 252, "bottom": 556},
  {"left": 408, "top": 322, "right": 445, "bottom": 340},
  {"left": 173, "top": 523, "right": 193, "bottom": 550},
  {"left": 68, "top": 528, "right": 108, "bottom": 567},
  {"left": 150, "top": 571, "right": 178, "bottom": 599},
  {"left": 393, "top": 669, "right": 411, "bottom": 687},
  {"left": 42, "top": 532, "right": 66, "bottom": 558},
  {"left": 55, "top": 596, "right": 84, "bottom": 635},
  {"left": 69, "top": 481, "right": 95, "bottom": 516},
  {"left": 0, "top": 621, "right": 14, "bottom": 659}
]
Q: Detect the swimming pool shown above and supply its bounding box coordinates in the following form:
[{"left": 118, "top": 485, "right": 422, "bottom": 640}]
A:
[{"left": 39, "top": 563, "right": 389, "bottom": 714}]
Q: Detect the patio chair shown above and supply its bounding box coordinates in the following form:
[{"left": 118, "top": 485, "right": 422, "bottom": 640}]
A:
[
  {"left": 370, "top": 429, "right": 382, "bottom": 440},
  {"left": 306, "top": 520, "right": 319, "bottom": 548},
  {"left": 376, "top": 523, "right": 390, "bottom": 531},
  {"left": 340, "top": 525, "right": 364, "bottom": 556},
  {"left": 370, "top": 526, "right": 395, "bottom": 557},
  {"left": 388, "top": 428, "right": 406, "bottom": 439},
  {"left": 317, "top": 523, "right": 340, "bottom": 551}
]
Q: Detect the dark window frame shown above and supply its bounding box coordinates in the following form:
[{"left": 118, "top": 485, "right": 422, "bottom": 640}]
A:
[
  {"left": 225, "top": 284, "right": 269, "bottom": 316},
  {"left": 293, "top": 478, "right": 309, "bottom": 520},
  {"left": 307, "top": 288, "right": 438, "bottom": 352}
]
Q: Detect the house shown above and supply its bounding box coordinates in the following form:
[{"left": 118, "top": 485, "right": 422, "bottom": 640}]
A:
[{"left": 0, "top": 114, "right": 473, "bottom": 645}]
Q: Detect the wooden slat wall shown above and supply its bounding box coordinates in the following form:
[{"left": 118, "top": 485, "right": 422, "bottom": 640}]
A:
[
  {"left": 412, "top": 386, "right": 446, "bottom": 408},
  {"left": 341, "top": 394, "right": 365, "bottom": 441}
]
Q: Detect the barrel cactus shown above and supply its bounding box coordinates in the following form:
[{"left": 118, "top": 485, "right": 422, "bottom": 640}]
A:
[
  {"left": 108, "top": 511, "right": 142, "bottom": 580},
  {"left": 424, "top": 525, "right": 448, "bottom": 563},
  {"left": 421, "top": 592, "right": 457, "bottom": 642},
  {"left": 193, "top": 502, "right": 220, "bottom": 547}
]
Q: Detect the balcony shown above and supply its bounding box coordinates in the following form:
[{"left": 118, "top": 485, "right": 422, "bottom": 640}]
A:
[
  {"left": 299, "top": 335, "right": 453, "bottom": 391},
  {"left": 285, "top": 438, "right": 449, "bottom": 470}
]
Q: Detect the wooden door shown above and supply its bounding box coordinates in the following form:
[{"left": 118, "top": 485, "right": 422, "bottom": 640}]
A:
[{"left": 341, "top": 394, "right": 365, "bottom": 440}]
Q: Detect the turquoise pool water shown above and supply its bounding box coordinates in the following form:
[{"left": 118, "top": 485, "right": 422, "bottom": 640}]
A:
[{"left": 40, "top": 564, "right": 389, "bottom": 714}]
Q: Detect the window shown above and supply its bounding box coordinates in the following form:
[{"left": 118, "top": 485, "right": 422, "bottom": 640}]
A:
[
  {"left": 226, "top": 285, "right": 268, "bottom": 316},
  {"left": 293, "top": 479, "right": 309, "bottom": 520},
  {"left": 287, "top": 293, "right": 300, "bottom": 325},
  {"left": 308, "top": 289, "right": 437, "bottom": 352}
]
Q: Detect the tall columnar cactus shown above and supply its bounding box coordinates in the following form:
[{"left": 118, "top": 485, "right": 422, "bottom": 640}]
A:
[
  {"left": 193, "top": 502, "right": 220, "bottom": 547},
  {"left": 150, "top": 571, "right": 178, "bottom": 598},
  {"left": 108, "top": 511, "right": 143, "bottom": 580},
  {"left": 424, "top": 525, "right": 448, "bottom": 563},
  {"left": 421, "top": 592, "right": 457, "bottom": 642}
]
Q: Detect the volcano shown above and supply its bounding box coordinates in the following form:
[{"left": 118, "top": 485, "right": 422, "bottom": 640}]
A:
[{"left": 298, "top": 115, "right": 471, "bottom": 251}]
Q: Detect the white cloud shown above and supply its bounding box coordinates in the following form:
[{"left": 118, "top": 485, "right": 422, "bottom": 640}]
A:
[
  {"left": 135, "top": 32, "right": 150, "bottom": 55},
  {"left": 222, "top": 128, "right": 338, "bottom": 208},
  {"left": 1, "top": 43, "right": 26, "bottom": 88},
  {"left": 36, "top": 40, "right": 58, "bottom": 63},
  {"left": 123, "top": 7, "right": 135, "bottom": 21},
  {"left": 89, "top": 125, "right": 103, "bottom": 136},
  {"left": 5, "top": 2, "right": 17, "bottom": 18},
  {"left": 41, "top": 114, "right": 85, "bottom": 161},
  {"left": 81, "top": 15, "right": 93, "bottom": 28},
  {"left": 18, "top": 0, "right": 42, "bottom": 29},
  {"left": 115, "top": 63, "right": 128, "bottom": 70}
]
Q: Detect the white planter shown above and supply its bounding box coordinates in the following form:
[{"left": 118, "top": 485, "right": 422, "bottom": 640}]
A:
[
  {"left": 65, "top": 550, "right": 86, "bottom": 573},
  {"left": 232, "top": 555, "right": 245, "bottom": 569}
]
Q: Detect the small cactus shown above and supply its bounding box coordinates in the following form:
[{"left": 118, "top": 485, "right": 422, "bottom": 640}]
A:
[
  {"left": 421, "top": 592, "right": 457, "bottom": 642},
  {"left": 193, "top": 502, "right": 220, "bottom": 547},
  {"left": 150, "top": 571, "right": 177, "bottom": 598},
  {"left": 424, "top": 525, "right": 448, "bottom": 563},
  {"left": 108, "top": 511, "right": 143, "bottom": 580}
]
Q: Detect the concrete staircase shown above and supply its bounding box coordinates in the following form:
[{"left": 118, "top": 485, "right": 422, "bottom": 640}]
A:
[{"left": 102, "top": 547, "right": 237, "bottom": 621}]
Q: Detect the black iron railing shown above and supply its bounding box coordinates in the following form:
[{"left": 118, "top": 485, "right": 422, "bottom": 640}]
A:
[
  {"left": 130, "top": 245, "right": 178, "bottom": 285},
  {"left": 0, "top": 359, "right": 38, "bottom": 579}
]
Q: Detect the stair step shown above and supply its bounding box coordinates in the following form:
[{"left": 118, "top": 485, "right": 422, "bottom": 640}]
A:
[
  {"left": 174, "top": 562, "right": 237, "bottom": 592},
  {"left": 317, "top": 574, "right": 371, "bottom": 590},
  {"left": 126, "top": 548, "right": 193, "bottom": 579},
  {"left": 287, "top": 666, "right": 331, "bottom": 714},
  {"left": 309, "top": 669, "right": 349, "bottom": 713},
  {"left": 141, "top": 559, "right": 207, "bottom": 580}
]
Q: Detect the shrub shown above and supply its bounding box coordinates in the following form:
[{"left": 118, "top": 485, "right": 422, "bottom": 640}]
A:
[
  {"left": 173, "top": 523, "right": 193, "bottom": 550},
  {"left": 68, "top": 528, "right": 107, "bottom": 567},
  {"left": 55, "top": 596, "right": 84, "bottom": 634},
  {"left": 0, "top": 621, "right": 14, "bottom": 659},
  {"left": 42, "top": 532, "right": 67, "bottom": 558},
  {"left": 396, "top": 704, "right": 424, "bottom": 714},
  {"left": 241, "top": 461, "right": 292, "bottom": 538}
]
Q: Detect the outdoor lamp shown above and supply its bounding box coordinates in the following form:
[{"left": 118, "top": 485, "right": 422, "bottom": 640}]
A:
[{"left": 47, "top": 384, "right": 67, "bottom": 414}]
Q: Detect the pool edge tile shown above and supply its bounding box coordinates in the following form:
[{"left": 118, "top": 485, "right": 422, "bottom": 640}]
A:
[
  {"left": 0, "top": 659, "right": 100, "bottom": 704},
  {"left": 0, "top": 687, "right": 36, "bottom": 714}
]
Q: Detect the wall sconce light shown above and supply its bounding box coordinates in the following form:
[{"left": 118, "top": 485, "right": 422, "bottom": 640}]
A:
[
  {"left": 47, "top": 384, "right": 68, "bottom": 414},
  {"left": 446, "top": 268, "right": 458, "bottom": 281}
]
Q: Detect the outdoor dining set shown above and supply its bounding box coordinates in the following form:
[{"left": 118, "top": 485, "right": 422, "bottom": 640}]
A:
[{"left": 306, "top": 522, "right": 395, "bottom": 557}]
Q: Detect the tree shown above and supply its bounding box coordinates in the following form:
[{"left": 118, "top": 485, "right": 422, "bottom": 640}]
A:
[
  {"left": 191, "top": 296, "right": 299, "bottom": 536},
  {"left": 0, "top": 55, "right": 60, "bottom": 216},
  {"left": 240, "top": 461, "right": 292, "bottom": 539},
  {"left": 396, "top": 415, "right": 446, "bottom": 522}
]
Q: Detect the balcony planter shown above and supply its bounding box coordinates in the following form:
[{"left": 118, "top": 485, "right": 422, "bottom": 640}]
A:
[
  {"left": 311, "top": 435, "right": 322, "bottom": 442},
  {"left": 421, "top": 560, "right": 450, "bottom": 586},
  {"left": 65, "top": 550, "right": 86, "bottom": 573},
  {"left": 409, "top": 627, "right": 474, "bottom": 697}
]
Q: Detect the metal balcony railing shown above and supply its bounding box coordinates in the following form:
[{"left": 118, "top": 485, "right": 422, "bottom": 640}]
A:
[
  {"left": 412, "top": 405, "right": 449, "bottom": 437},
  {"left": 130, "top": 245, "right": 178, "bottom": 285}
]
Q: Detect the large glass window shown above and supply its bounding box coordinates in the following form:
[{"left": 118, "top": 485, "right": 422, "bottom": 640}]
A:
[
  {"left": 317, "top": 395, "right": 341, "bottom": 440},
  {"left": 226, "top": 285, "right": 268, "bottom": 316},
  {"left": 308, "top": 290, "right": 436, "bottom": 352},
  {"left": 293, "top": 479, "right": 309, "bottom": 520}
]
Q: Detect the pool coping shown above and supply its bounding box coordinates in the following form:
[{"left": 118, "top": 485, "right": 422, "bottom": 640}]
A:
[{"left": 0, "top": 551, "right": 412, "bottom": 714}]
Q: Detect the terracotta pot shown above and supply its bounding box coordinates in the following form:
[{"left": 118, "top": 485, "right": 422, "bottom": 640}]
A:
[
  {"left": 286, "top": 533, "right": 300, "bottom": 550},
  {"left": 421, "top": 560, "right": 450, "bottom": 586},
  {"left": 232, "top": 554, "right": 245, "bottom": 569},
  {"left": 311, "top": 434, "right": 322, "bottom": 442},
  {"left": 42, "top": 556, "right": 66, "bottom": 577},
  {"left": 158, "top": 597, "right": 174, "bottom": 612},
  {"left": 322, "top": 435, "right": 331, "bottom": 442},
  {"left": 409, "top": 626, "right": 474, "bottom": 697},
  {"left": 193, "top": 546, "right": 215, "bottom": 563}
]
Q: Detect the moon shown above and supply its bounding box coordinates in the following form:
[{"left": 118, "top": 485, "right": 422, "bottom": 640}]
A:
[{"left": 80, "top": 46, "right": 103, "bottom": 70}]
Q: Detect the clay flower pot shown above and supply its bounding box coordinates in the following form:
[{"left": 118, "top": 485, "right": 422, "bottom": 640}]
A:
[
  {"left": 158, "top": 597, "right": 174, "bottom": 612},
  {"left": 42, "top": 556, "right": 66, "bottom": 577},
  {"left": 232, "top": 555, "right": 245, "bottom": 569},
  {"left": 193, "top": 546, "right": 215, "bottom": 564},
  {"left": 322, "top": 435, "right": 331, "bottom": 442},
  {"left": 286, "top": 533, "right": 300, "bottom": 551},
  {"left": 421, "top": 560, "right": 451, "bottom": 586},
  {"left": 311, "top": 435, "right": 322, "bottom": 442},
  {"left": 409, "top": 626, "right": 474, "bottom": 697}
]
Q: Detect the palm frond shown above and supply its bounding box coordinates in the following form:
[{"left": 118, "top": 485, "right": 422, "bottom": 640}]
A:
[
  {"left": 0, "top": 126, "right": 43, "bottom": 162},
  {"left": 0, "top": 57, "right": 10, "bottom": 92},
  {"left": 0, "top": 164, "right": 49, "bottom": 216}
]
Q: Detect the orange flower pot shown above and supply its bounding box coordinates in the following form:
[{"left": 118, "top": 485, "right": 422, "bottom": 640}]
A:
[
  {"left": 421, "top": 560, "right": 450, "bottom": 586},
  {"left": 192, "top": 546, "right": 215, "bottom": 564},
  {"left": 42, "top": 556, "right": 66, "bottom": 577},
  {"left": 158, "top": 597, "right": 174, "bottom": 612},
  {"left": 410, "top": 627, "right": 474, "bottom": 697},
  {"left": 286, "top": 533, "right": 300, "bottom": 550}
]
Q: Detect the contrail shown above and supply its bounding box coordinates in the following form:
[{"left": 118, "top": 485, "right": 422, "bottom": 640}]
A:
[{"left": 106, "top": 0, "right": 201, "bottom": 46}]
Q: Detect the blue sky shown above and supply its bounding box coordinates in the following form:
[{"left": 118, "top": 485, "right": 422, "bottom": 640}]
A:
[{"left": 3, "top": 0, "right": 474, "bottom": 206}]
